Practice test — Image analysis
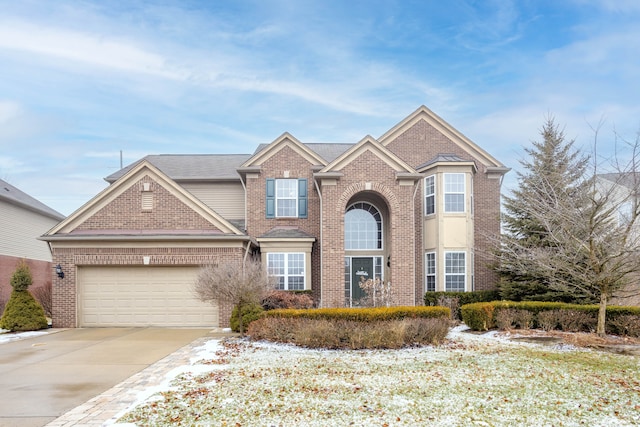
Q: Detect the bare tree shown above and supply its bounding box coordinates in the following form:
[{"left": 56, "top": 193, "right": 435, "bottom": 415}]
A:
[
  {"left": 193, "top": 258, "right": 275, "bottom": 335},
  {"left": 498, "top": 125, "right": 640, "bottom": 336}
]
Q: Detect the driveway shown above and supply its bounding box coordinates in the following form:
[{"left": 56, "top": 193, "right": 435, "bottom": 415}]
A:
[{"left": 0, "top": 328, "right": 213, "bottom": 427}]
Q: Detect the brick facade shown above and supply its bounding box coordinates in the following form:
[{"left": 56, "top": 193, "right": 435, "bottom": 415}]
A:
[{"left": 44, "top": 106, "right": 508, "bottom": 327}]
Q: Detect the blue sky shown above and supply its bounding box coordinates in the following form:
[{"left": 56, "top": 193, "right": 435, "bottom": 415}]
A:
[{"left": 1, "top": 0, "right": 639, "bottom": 216}]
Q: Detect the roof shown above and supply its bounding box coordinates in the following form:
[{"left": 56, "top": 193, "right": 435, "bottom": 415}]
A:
[
  {"left": 253, "top": 143, "right": 353, "bottom": 163},
  {"left": 0, "top": 179, "right": 65, "bottom": 220},
  {"left": 416, "top": 153, "right": 470, "bottom": 170},
  {"left": 598, "top": 172, "right": 640, "bottom": 189},
  {"left": 105, "top": 154, "right": 252, "bottom": 183},
  {"left": 258, "top": 226, "right": 316, "bottom": 239}
]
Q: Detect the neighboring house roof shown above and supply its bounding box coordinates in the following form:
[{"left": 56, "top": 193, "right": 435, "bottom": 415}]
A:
[
  {"left": 105, "top": 154, "right": 252, "bottom": 183},
  {"left": 0, "top": 178, "right": 65, "bottom": 220},
  {"left": 598, "top": 172, "right": 640, "bottom": 190}
]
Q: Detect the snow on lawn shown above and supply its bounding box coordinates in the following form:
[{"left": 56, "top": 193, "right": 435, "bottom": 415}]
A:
[
  {"left": 115, "top": 326, "right": 640, "bottom": 427},
  {"left": 0, "top": 329, "right": 49, "bottom": 344}
]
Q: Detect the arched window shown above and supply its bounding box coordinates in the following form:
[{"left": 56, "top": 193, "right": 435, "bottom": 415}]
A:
[{"left": 345, "top": 202, "right": 382, "bottom": 250}]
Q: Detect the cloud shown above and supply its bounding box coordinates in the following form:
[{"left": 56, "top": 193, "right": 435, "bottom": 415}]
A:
[{"left": 0, "top": 20, "right": 189, "bottom": 80}]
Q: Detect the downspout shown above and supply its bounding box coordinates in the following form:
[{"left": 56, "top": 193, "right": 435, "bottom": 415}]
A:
[
  {"left": 412, "top": 180, "right": 420, "bottom": 306},
  {"left": 313, "top": 177, "right": 323, "bottom": 308}
]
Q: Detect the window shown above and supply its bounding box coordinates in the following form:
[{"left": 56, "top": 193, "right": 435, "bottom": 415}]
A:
[
  {"left": 444, "top": 173, "right": 465, "bottom": 213},
  {"left": 266, "top": 179, "right": 308, "bottom": 218},
  {"left": 445, "top": 251, "right": 466, "bottom": 292},
  {"left": 425, "top": 252, "right": 436, "bottom": 292},
  {"left": 345, "top": 202, "right": 382, "bottom": 250},
  {"left": 425, "top": 175, "right": 435, "bottom": 215},
  {"left": 267, "top": 253, "right": 305, "bottom": 290}
]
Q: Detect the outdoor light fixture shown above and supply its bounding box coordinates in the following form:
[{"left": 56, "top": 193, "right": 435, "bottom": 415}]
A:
[
  {"left": 387, "top": 256, "right": 391, "bottom": 267},
  {"left": 55, "top": 264, "right": 64, "bottom": 279}
]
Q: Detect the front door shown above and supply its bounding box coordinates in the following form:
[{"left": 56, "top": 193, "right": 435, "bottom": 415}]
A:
[{"left": 351, "top": 257, "right": 374, "bottom": 305}]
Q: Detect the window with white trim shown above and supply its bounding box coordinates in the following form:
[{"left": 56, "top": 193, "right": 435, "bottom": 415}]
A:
[
  {"left": 425, "top": 175, "right": 435, "bottom": 215},
  {"left": 266, "top": 178, "right": 308, "bottom": 218},
  {"left": 276, "top": 179, "right": 298, "bottom": 217},
  {"left": 425, "top": 252, "right": 436, "bottom": 292},
  {"left": 444, "top": 173, "right": 465, "bottom": 213},
  {"left": 345, "top": 202, "right": 382, "bottom": 250},
  {"left": 267, "top": 253, "right": 305, "bottom": 290},
  {"left": 445, "top": 251, "right": 466, "bottom": 292}
]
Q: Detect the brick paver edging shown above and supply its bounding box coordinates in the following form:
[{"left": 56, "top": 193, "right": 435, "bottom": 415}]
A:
[{"left": 45, "top": 336, "right": 216, "bottom": 427}]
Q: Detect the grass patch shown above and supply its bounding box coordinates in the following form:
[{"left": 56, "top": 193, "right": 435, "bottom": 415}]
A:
[{"left": 118, "top": 333, "right": 640, "bottom": 426}]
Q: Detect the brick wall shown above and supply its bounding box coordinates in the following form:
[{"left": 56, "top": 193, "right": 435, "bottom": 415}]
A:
[
  {"left": 245, "top": 145, "right": 323, "bottom": 303},
  {"left": 385, "top": 119, "right": 502, "bottom": 291}
]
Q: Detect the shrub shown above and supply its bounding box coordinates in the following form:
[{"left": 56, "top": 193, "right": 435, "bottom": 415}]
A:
[
  {"left": 606, "top": 315, "right": 640, "bottom": 337},
  {"left": 555, "top": 309, "right": 596, "bottom": 332},
  {"left": 495, "top": 308, "right": 534, "bottom": 330},
  {"left": 424, "top": 291, "right": 500, "bottom": 308},
  {"left": 230, "top": 303, "right": 264, "bottom": 333},
  {"left": 261, "top": 290, "right": 314, "bottom": 310},
  {"left": 10, "top": 260, "right": 32, "bottom": 292},
  {"left": 537, "top": 310, "right": 560, "bottom": 331},
  {"left": 264, "top": 306, "right": 450, "bottom": 322},
  {"left": 0, "top": 290, "right": 48, "bottom": 331},
  {"left": 436, "top": 295, "right": 460, "bottom": 321},
  {"left": 247, "top": 316, "right": 450, "bottom": 349},
  {"left": 461, "top": 302, "right": 495, "bottom": 331},
  {"left": 31, "top": 283, "right": 52, "bottom": 318}
]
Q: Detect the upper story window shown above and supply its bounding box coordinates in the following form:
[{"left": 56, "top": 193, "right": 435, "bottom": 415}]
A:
[
  {"left": 266, "top": 178, "right": 308, "bottom": 219},
  {"left": 345, "top": 202, "right": 382, "bottom": 250},
  {"left": 444, "top": 173, "right": 465, "bottom": 213},
  {"left": 425, "top": 175, "right": 435, "bottom": 215}
]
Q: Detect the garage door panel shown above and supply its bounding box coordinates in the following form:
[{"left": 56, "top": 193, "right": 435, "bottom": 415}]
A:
[{"left": 78, "top": 266, "right": 218, "bottom": 327}]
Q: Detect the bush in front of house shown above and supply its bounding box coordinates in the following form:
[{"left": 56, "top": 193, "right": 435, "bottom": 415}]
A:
[
  {"left": 230, "top": 303, "right": 264, "bottom": 333},
  {"left": 247, "top": 306, "right": 451, "bottom": 349},
  {"left": 247, "top": 316, "right": 450, "bottom": 349},
  {"left": 461, "top": 301, "right": 640, "bottom": 336},
  {"left": 261, "top": 290, "right": 314, "bottom": 310},
  {"left": 424, "top": 291, "right": 500, "bottom": 320},
  {"left": 0, "top": 260, "right": 48, "bottom": 332}
]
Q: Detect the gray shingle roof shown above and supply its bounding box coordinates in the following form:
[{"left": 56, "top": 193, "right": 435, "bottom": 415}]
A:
[
  {"left": 598, "top": 172, "right": 640, "bottom": 190},
  {"left": 253, "top": 143, "right": 353, "bottom": 163},
  {"left": 416, "top": 153, "right": 468, "bottom": 170},
  {"left": 259, "top": 226, "right": 316, "bottom": 239},
  {"left": 105, "top": 154, "right": 252, "bottom": 182},
  {"left": 0, "top": 179, "right": 65, "bottom": 220}
]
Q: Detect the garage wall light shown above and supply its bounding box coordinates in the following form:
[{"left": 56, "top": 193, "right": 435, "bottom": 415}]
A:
[{"left": 55, "top": 264, "right": 64, "bottom": 279}]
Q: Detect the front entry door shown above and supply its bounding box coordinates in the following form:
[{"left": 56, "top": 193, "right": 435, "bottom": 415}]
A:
[{"left": 351, "top": 257, "right": 374, "bottom": 304}]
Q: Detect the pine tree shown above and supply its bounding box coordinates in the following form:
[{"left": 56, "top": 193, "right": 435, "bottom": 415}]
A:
[
  {"left": 0, "top": 260, "right": 48, "bottom": 331},
  {"left": 497, "top": 117, "right": 595, "bottom": 303}
]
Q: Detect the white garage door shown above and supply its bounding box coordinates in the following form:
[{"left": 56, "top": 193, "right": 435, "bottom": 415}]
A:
[{"left": 77, "top": 266, "right": 218, "bottom": 327}]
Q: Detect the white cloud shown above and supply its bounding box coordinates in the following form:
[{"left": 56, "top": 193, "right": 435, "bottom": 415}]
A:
[
  {"left": 0, "top": 100, "right": 23, "bottom": 124},
  {"left": 0, "top": 20, "right": 188, "bottom": 80}
]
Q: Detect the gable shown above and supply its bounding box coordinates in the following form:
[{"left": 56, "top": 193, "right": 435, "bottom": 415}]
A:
[
  {"left": 46, "top": 161, "right": 244, "bottom": 237},
  {"left": 241, "top": 132, "right": 327, "bottom": 168},
  {"left": 319, "top": 135, "right": 418, "bottom": 175},
  {"left": 379, "top": 105, "right": 505, "bottom": 170}
]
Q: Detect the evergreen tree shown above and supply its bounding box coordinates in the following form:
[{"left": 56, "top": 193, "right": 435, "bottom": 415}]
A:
[
  {"left": 0, "top": 260, "right": 48, "bottom": 331},
  {"left": 497, "top": 117, "right": 595, "bottom": 303}
]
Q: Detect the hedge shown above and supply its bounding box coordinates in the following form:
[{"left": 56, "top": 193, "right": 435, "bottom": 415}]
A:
[
  {"left": 423, "top": 290, "right": 500, "bottom": 307},
  {"left": 264, "top": 306, "right": 450, "bottom": 322},
  {"left": 461, "top": 301, "right": 640, "bottom": 333}
]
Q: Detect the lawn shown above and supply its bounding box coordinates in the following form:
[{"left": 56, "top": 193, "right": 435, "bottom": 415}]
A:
[{"left": 116, "top": 326, "right": 640, "bottom": 426}]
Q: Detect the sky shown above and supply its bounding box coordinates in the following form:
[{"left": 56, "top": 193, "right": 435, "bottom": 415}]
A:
[{"left": 1, "top": 0, "right": 639, "bottom": 216}]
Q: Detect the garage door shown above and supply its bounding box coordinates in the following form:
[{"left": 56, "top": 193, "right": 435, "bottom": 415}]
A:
[{"left": 77, "top": 266, "right": 218, "bottom": 327}]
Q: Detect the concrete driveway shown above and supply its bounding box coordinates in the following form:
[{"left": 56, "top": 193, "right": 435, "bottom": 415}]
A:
[{"left": 0, "top": 328, "right": 213, "bottom": 427}]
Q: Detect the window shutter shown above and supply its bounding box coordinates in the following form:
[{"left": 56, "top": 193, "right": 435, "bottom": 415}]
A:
[
  {"left": 266, "top": 179, "right": 275, "bottom": 218},
  {"left": 298, "top": 178, "right": 308, "bottom": 218}
]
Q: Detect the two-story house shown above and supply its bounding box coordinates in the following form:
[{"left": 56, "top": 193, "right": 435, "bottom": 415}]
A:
[{"left": 42, "top": 106, "right": 509, "bottom": 328}]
